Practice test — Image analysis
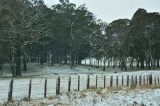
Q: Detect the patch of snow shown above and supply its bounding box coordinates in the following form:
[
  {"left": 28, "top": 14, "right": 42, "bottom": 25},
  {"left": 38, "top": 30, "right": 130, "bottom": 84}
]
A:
[{"left": 1, "top": 88, "right": 160, "bottom": 106}]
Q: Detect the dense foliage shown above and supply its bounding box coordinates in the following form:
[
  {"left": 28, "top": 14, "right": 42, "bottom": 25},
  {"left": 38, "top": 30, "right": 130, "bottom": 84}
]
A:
[{"left": 0, "top": 0, "right": 160, "bottom": 76}]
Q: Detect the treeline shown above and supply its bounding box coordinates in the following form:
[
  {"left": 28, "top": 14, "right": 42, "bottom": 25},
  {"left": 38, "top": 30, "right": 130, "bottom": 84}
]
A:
[
  {"left": 0, "top": 0, "right": 105, "bottom": 76},
  {"left": 102, "top": 9, "right": 160, "bottom": 71},
  {"left": 0, "top": 0, "right": 160, "bottom": 76}
]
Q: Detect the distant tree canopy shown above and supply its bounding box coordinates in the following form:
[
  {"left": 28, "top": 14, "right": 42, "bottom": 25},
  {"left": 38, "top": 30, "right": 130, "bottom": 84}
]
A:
[{"left": 0, "top": 0, "right": 160, "bottom": 76}]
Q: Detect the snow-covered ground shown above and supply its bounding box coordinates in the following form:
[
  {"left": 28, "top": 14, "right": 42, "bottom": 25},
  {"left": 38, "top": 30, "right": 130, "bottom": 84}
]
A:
[
  {"left": 0, "top": 70, "right": 160, "bottom": 104},
  {"left": 1, "top": 88, "right": 160, "bottom": 106},
  {"left": 1, "top": 63, "right": 158, "bottom": 77},
  {"left": 1, "top": 63, "right": 122, "bottom": 77},
  {"left": 0, "top": 63, "right": 160, "bottom": 105}
]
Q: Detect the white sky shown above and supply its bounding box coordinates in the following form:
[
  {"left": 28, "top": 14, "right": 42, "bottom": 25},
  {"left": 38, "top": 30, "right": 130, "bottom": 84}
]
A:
[{"left": 43, "top": 0, "right": 160, "bottom": 23}]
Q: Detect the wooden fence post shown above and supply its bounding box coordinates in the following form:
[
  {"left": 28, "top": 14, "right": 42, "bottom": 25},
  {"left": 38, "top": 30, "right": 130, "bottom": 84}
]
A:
[
  {"left": 87, "top": 75, "right": 90, "bottom": 89},
  {"left": 131, "top": 75, "right": 133, "bottom": 86},
  {"left": 68, "top": 76, "right": 71, "bottom": 92},
  {"left": 8, "top": 79, "right": 13, "bottom": 102},
  {"left": 135, "top": 76, "right": 137, "bottom": 86},
  {"left": 143, "top": 75, "right": 145, "bottom": 85},
  {"left": 56, "top": 77, "right": 60, "bottom": 95},
  {"left": 28, "top": 79, "right": 32, "bottom": 99},
  {"left": 96, "top": 75, "right": 98, "bottom": 88},
  {"left": 154, "top": 76, "right": 156, "bottom": 85},
  {"left": 147, "top": 76, "right": 149, "bottom": 85},
  {"left": 116, "top": 76, "right": 118, "bottom": 87},
  {"left": 149, "top": 75, "right": 152, "bottom": 85},
  {"left": 122, "top": 75, "right": 123, "bottom": 86},
  {"left": 139, "top": 76, "right": 142, "bottom": 86},
  {"left": 104, "top": 76, "right": 106, "bottom": 88},
  {"left": 78, "top": 76, "right": 80, "bottom": 91},
  {"left": 110, "top": 76, "right": 113, "bottom": 87},
  {"left": 44, "top": 78, "right": 47, "bottom": 98},
  {"left": 158, "top": 76, "right": 160, "bottom": 85},
  {"left": 127, "top": 75, "right": 129, "bottom": 86}
]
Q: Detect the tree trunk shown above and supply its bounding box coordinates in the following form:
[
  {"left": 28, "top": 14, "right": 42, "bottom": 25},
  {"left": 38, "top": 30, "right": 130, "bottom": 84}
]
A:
[
  {"left": 130, "top": 58, "right": 134, "bottom": 69},
  {"left": 78, "top": 59, "right": 81, "bottom": 65},
  {"left": 152, "top": 59, "right": 156, "bottom": 69},
  {"left": 15, "top": 49, "right": 21, "bottom": 76},
  {"left": 140, "top": 58, "right": 144, "bottom": 69},
  {"left": 59, "top": 56, "right": 62, "bottom": 66},
  {"left": 108, "top": 59, "right": 110, "bottom": 67},
  {"left": 97, "top": 60, "right": 99, "bottom": 68},
  {"left": 0, "top": 58, "right": 3, "bottom": 75},
  {"left": 113, "top": 57, "right": 116, "bottom": 68},
  {"left": 10, "top": 50, "right": 15, "bottom": 77},
  {"left": 51, "top": 52, "right": 54, "bottom": 66},
  {"left": 0, "top": 63, "right": 3, "bottom": 75},
  {"left": 37, "top": 54, "right": 40, "bottom": 63},
  {"left": 71, "top": 51, "right": 74, "bottom": 69},
  {"left": 120, "top": 57, "right": 127, "bottom": 71},
  {"left": 64, "top": 53, "right": 67, "bottom": 65},
  {"left": 136, "top": 58, "right": 140, "bottom": 68},
  {"left": 103, "top": 59, "right": 106, "bottom": 71},
  {"left": 111, "top": 58, "right": 113, "bottom": 67},
  {"left": 10, "top": 62, "right": 15, "bottom": 77},
  {"left": 23, "top": 58, "right": 27, "bottom": 71},
  {"left": 15, "top": 35, "right": 21, "bottom": 76},
  {"left": 157, "top": 60, "right": 159, "bottom": 68},
  {"left": 89, "top": 57, "right": 92, "bottom": 67},
  {"left": 94, "top": 58, "right": 96, "bottom": 66},
  {"left": 148, "top": 58, "right": 151, "bottom": 70},
  {"left": 40, "top": 52, "right": 45, "bottom": 68}
]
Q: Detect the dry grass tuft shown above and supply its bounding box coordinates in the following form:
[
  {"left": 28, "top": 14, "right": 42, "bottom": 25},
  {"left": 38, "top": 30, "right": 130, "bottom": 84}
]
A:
[
  {"left": 22, "top": 97, "right": 31, "bottom": 101},
  {"left": 128, "top": 84, "right": 160, "bottom": 91},
  {"left": 54, "top": 102, "right": 70, "bottom": 106},
  {"left": 138, "top": 84, "right": 160, "bottom": 89},
  {"left": 89, "top": 86, "right": 96, "bottom": 89},
  {"left": 79, "top": 92, "right": 86, "bottom": 98},
  {"left": 130, "top": 84, "right": 137, "bottom": 90},
  {"left": 95, "top": 89, "right": 102, "bottom": 95},
  {"left": 48, "top": 96, "right": 58, "bottom": 100},
  {"left": 107, "top": 86, "right": 122, "bottom": 92}
]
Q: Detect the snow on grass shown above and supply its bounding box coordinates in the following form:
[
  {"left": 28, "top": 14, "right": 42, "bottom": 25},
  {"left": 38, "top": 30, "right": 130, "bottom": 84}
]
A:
[
  {"left": 1, "top": 63, "right": 122, "bottom": 77},
  {"left": 1, "top": 63, "right": 160, "bottom": 105},
  {"left": 1, "top": 88, "right": 160, "bottom": 106},
  {"left": 1, "top": 63, "right": 160, "bottom": 78},
  {"left": 0, "top": 70, "right": 160, "bottom": 103}
]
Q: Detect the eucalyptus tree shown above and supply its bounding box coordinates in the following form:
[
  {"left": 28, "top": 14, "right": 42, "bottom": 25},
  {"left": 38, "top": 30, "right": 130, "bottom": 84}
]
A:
[
  {"left": 51, "top": 1, "right": 97, "bottom": 68},
  {"left": 0, "top": 0, "right": 48, "bottom": 76},
  {"left": 73, "top": 4, "right": 96, "bottom": 66},
  {"left": 51, "top": 0, "right": 77, "bottom": 67},
  {"left": 127, "top": 8, "right": 160, "bottom": 69},
  {"left": 91, "top": 19, "right": 107, "bottom": 70},
  {"left": 0, "top": 7, "right": 15, "bottom": 74},
  {"left": 91, "top": 20, "right": 106, "bottom": 68},
  {"left": 105, "top": 19, "right": 130, "bottom": 70}
]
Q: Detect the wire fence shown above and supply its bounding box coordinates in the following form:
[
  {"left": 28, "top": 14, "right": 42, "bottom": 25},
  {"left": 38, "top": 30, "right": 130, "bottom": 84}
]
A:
[{"left": 0, "top": 74, "right": 159, "bottom": 102}]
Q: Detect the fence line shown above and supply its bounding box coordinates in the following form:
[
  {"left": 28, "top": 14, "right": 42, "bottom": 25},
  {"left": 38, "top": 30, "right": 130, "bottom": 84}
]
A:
[{"left": 3, "top": 74, "right": 159, "bottom": 102}]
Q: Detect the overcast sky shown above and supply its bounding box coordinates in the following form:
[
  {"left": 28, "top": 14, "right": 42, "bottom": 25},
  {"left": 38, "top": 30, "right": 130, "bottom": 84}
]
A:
[{"left": 43, "top": 0, "right": 160, "bottom": 23}]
